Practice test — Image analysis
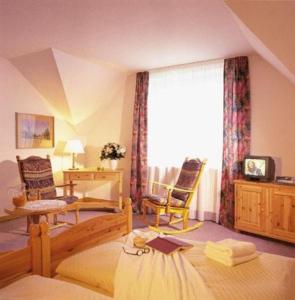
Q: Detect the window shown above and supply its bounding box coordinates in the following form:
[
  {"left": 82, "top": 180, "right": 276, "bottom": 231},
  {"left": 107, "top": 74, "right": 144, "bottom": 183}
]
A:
[{"left": 148, "top": 60, "right": 224, "bottom": 221}]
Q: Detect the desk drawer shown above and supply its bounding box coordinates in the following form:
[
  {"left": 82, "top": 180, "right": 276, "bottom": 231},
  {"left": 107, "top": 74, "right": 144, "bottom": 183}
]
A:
[
  {"left": 69, "top": 173, "right": 93, "bottom": 180},
  {"left": 94, "top": 173, "right": 119, "bottom": 181}
]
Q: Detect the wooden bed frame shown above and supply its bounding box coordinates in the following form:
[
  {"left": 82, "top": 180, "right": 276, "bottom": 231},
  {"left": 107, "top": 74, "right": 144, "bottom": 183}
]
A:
[{"left": 0, "top": 198, "right": 132, "bottom": 287}]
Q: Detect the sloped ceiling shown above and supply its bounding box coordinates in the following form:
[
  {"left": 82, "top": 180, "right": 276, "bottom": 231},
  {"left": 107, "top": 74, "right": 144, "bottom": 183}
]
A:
[
  {"left": 11, "top": 48, "right": 126, "bottom": 126},
  {"left": 0, "top": 0, "right": 253, "bottom": 71},
  {"left": 0, "top": 0, "right": 255, "bottom": 127},
  {"left": 225, "top": 0, "right": 295, "bottom": 84},
  {"left": 1, "top": 0, "right": 294, "bottom": 129},
  {"left": 11, "top": 49, "right": 73, "bottom": 123},
  {"left": 53, "top": 49, "right": 125, "bottom": 125}
]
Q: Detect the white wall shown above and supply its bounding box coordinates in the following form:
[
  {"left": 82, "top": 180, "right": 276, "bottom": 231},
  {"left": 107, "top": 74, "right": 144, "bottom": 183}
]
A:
[
  {"left": 77, "top": 74, "right": 136, "bottom": 200},
  {"left": 0, "top": 58, "right": 77, "bottom": 214},
  {"left": 249, "top": 53, "right": 295, "bottom": 176}
]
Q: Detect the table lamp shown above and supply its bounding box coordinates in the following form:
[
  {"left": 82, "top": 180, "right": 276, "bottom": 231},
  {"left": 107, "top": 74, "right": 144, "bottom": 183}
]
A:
[{"left": 64, "top": 139, "right": 84, "bottom": 170}]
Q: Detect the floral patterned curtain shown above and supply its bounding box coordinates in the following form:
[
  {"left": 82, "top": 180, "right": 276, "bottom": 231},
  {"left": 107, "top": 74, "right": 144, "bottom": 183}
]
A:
[
  {"left": 219, "top": 57, "right": 251, "bottom": 228},
  {"left": 130, "top": 71, "right": 149, "bottom": 211}
]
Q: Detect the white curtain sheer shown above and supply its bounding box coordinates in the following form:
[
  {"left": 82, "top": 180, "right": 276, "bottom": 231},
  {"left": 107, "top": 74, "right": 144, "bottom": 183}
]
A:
[{"left": 147, "top": 60, "right": 224, "bottom": 222}]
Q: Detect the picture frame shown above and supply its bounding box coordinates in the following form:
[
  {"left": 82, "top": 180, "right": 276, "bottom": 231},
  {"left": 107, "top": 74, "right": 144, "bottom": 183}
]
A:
[{"left": 16, "top": 113, "right": 54, "bottom": 149}]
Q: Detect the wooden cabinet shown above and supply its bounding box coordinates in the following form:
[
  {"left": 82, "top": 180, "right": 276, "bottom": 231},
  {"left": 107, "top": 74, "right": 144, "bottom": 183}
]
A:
[
  {"left": 235, "top": 184, "right": 267, "bottom": 233},
  {"left": 269, "top": 186, "right": 295, "bottom": 242},
  {"left": 235, "top": 180, "right": 295, "bottom": 244}
]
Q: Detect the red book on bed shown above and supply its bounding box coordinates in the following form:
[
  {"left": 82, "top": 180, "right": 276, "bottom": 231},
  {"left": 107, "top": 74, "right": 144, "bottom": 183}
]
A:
[{"left": 146, "top": 237, "right": 193, "bottom": 255}]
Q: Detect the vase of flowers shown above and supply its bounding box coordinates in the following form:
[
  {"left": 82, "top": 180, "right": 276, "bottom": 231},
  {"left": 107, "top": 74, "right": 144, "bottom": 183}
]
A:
[{"left": 100, "top": 143, "right": 126, "bottom": 170}]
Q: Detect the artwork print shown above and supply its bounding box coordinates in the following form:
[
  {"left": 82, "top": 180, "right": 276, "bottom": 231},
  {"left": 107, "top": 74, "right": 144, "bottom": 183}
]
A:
[{"left": 16, "top": 113, "right": 54, "bottom": 148}]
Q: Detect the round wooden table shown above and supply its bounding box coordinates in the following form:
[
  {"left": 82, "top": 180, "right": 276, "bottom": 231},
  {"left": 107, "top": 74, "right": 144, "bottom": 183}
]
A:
[{"left": 5, "top": 200, "right": 67, "bottom": 231}]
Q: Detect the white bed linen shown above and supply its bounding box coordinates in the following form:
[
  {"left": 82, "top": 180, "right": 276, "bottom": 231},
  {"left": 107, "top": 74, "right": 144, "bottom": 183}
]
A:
[
  {"left": 55, "top": 274, "right": 112, "bottom": 297},
  {"left": 114, "top": 231, "right": 214, "bottom": 300},
  {"left": 53, "top": 230, "right": 295, "bottom": 300},
  {"left": 183, "top": 241, "right": 295, "bottom": 300},
  {"left": 0, "top": 275, "right": 112, "bottom": 300}
]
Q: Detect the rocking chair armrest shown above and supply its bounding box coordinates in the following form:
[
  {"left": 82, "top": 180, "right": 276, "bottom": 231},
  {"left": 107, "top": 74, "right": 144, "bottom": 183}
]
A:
[
  {"left": 152, "top": 181, "right": 193, "bottom": 193},
  {"left": 170, "top": 186, "right": 194, "bottom": 193},
  {"left": 152, "top": 181, "right": 173, "bottom": 189},
  {"left": 153, "top": 181, "right": 173, "bottom": 191}
]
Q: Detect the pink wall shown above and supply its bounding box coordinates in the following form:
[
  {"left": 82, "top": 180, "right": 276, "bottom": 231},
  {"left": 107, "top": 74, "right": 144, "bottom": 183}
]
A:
[
  {"left": 249, "top": 53, "right": 295, "bottom": 176},
  {"left": 0, "top": 54, "right": 135, "bottom": 214},
  {"left": 0, "top": 58, "right": 77, "bottom": 214},
  {"left": 81, "top": 74, "right": 136, "bottom": 200}
]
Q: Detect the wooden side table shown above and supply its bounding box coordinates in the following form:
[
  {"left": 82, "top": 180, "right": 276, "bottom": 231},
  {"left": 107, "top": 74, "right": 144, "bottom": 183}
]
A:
[
  {"left": 5, "top": 200, "right": 67, "bottom": 232},
  {"left": 63, "top": 168, "right": 123, "bottom": 209}
]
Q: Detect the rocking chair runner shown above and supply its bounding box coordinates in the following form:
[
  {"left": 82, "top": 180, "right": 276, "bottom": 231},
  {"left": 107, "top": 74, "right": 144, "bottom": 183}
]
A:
[
  {"left": 141, "top": 158, "right": 207, "bottom": 234},
  {"left": 16, "top": 155, "right": 79, "bottom": 231}
]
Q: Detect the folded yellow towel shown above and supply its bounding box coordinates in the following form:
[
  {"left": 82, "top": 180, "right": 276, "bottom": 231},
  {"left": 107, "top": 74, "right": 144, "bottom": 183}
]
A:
[
  {"left": 206, "top": 239, "right": 256, "bottom": 258},
  {"left": 204, "top": 247, "right": 258, "bottom": 266}
]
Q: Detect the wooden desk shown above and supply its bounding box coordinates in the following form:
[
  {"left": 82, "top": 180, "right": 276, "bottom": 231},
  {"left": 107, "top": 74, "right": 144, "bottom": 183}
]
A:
[{"left": 63, "top": 168, "right": 124, "bottom": 209}]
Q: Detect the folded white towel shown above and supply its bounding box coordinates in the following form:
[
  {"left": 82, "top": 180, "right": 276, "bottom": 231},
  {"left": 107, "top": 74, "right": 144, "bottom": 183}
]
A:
[
  {"left": 204, "top": 247, "right": 259, "bottom": 266},
  {"left": 206, "top": 239, "right": 256, "bottom": 258}
]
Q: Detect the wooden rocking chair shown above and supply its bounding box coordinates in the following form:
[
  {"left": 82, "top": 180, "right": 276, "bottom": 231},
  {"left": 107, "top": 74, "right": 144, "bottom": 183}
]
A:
[{"left": 142, "top": 158, "right": 207, "bottom": 234}]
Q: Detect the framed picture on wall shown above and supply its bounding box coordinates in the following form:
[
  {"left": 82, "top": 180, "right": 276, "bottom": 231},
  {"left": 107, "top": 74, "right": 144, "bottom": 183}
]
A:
[{"left": 16, "top": 113, "right": 54, "bottom": 148}]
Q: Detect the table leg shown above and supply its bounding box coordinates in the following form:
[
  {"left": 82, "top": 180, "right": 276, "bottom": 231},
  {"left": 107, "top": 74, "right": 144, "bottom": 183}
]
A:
[{"left": 64, "top": 173, "right": 69, "bottom": 196}]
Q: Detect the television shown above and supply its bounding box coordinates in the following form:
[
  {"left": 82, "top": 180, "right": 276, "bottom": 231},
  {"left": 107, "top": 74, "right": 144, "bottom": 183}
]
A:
[{"left": 243, "top": 156, "right": 275, "bottom": 182}]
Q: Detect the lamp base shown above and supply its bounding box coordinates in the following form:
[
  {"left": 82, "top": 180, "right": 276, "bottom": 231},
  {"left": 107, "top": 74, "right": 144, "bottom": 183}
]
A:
[{"left": 68, "top": 167, "right": 79, "bottom": 170}]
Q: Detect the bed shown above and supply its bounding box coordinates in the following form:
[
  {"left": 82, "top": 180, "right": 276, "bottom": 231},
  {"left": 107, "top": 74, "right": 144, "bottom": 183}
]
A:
[
  {"left": 0, "top": 197, "right": 132, "bottom": 288},
  {"left": 1, "top": 198, "right": 294, "bottom": 300},
  {"left": 52, "top": 231, "right": 295, "bottom": 300}
]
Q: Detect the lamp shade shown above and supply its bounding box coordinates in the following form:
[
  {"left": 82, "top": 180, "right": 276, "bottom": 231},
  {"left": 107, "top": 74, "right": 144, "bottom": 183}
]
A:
[{"left": 64, "top": 139, "right": 84, "bottom": 154}]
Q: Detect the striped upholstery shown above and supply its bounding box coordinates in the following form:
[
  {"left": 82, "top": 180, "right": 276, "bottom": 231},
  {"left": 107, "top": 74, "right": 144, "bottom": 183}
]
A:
[
  {"left": 19, "top": 156, "right": 57, "bottom": 200},
  {"left": 171, "top": 159, "right": 202, "bottom": 202},
  {"left": 145, "top": 194, "right": 185, "bottom": 208},
  {"left": 144, "top": 159, "right": 202, "bottom": 208}
]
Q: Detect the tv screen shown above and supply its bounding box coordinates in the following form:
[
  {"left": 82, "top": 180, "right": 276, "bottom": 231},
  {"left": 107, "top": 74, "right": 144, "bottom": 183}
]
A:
[
  {"left": 244, "top": 158, "right": 266, "bottom": 177},
  {"left": 243, "top": 156, "right": 275, "bottom": 182}
]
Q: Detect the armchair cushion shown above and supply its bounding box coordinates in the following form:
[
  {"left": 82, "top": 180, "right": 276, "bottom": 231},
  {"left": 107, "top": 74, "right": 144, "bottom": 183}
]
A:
[
  {"left": 171, "top": 159, "right": 201, "bottom": 202},
  {"left": 144, "top": 194, "right": 185, "bottom": 208},
  {"left": 19, "top": 156, "right": 57, "bottom": 199}
]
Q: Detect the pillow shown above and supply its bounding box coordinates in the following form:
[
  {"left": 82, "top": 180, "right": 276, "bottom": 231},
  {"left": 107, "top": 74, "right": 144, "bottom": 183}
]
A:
[
  {"left": 0, "top": 275, "right": 111, "bottom": 300},
  {"left": 56, "top": 241, "right": 123, "bottom": 295}
]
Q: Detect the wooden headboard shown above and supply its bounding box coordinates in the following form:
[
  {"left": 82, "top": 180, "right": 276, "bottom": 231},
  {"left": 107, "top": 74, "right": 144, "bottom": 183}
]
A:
[{"left": 0, "top": 198, "right": 132, "bottom": 286}]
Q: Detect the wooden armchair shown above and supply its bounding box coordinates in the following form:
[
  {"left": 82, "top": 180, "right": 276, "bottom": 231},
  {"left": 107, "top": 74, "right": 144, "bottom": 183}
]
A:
[
  {"left": 16, "top": 155, "right": 79, "bottom": 230},
  {"left": 142, "top": 158, "right": 207, "bottom": 234}
]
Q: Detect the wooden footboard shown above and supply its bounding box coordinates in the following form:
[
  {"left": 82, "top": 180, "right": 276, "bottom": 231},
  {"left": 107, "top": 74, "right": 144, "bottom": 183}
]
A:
[
  {"left": 0, "top": 198, "right": 132, "bottom": 286},
  {"left": 0, "top": 225, "right": 44, "bottom": 288},
  {"left": 48, "top": 198, "right": 132, "bottom": 275}
]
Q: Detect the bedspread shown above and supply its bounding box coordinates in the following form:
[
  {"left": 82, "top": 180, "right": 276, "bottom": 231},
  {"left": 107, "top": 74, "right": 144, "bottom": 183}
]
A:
[
  {"left": 183, "top": 241, "right": 295, "bottom": 300},
  {"left": 114, "top": 232, "right": 215, "bottom": 300},
  {"left": 0, "top": 275, "right": 112, "bottom": 300}
]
